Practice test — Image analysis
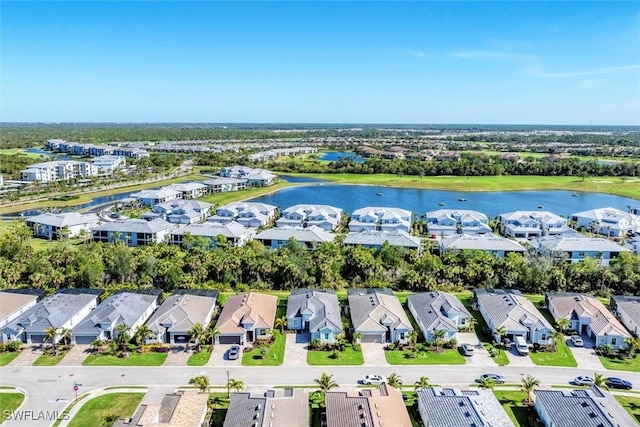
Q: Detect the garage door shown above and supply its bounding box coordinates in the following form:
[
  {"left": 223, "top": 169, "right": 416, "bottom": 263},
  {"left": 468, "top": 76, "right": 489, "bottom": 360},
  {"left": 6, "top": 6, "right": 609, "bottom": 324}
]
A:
[
  {"left": 172, "top": 334, "right": 189, "bottom": 344},
  {"left": 74, "top": 335, "right": 95, "bottom": 345},
  {"left": 30, "top": 334, "right": 47, "bottom": 344},
  {"left": 360, "top": 334, "right": 383, "bottom": 343},
  {"left": 218, "top": 335, "right": 241, "bottom": 345}
]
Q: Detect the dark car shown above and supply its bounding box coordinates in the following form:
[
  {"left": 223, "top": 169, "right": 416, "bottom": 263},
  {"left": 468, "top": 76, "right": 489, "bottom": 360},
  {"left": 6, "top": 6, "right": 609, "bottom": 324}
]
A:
[
  {"left": 459, "top": 344, "right": 474, "bottom": 356},
  {"left": 227, "top": 345, "right": 241, "bottom": 360},
  {"left": 605, "top": 377, "right": 633, "bottom": 390}
]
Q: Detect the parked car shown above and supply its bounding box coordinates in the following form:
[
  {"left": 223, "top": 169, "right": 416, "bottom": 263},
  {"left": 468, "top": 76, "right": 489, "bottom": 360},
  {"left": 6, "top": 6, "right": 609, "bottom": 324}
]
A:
[
  {"left": 571, "top": 336, "right": 584, "bottom": 347},
  {"left": 478, "top": 373, "right": 506, "bottom": 384},
  {"left": 606, "top": 377, "right": 633, "bottom": 390},
  {"left": 459, "top": 344, "right": 474, "bottom": 356},
  {"left": 227, "top": 345, "right": 241, "bottom": 360},
  {"left": 573, "top": 376, "right": 595, "bottom": 386},
  {"left": 362, "top": 374, "right": 387, "bottom": 385}
]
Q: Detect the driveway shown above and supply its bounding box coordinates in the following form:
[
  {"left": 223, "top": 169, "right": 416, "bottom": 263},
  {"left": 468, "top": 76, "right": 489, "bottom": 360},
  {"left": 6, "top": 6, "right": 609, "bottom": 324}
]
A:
[
  {"left": 208, "top": 343, "right": 243, "bottom": 367},
  {"left": 283, "top": 333, "right": 309, "bottom": 367},
  {"left": 504, "top": 347, "right": 536, "bottom": 367},
  {"left": 163, "top": 346, "right": 192, "bottom": 366},
  {"left": 7, "top": 345, "right": 44, "bottom": 366},
  {"left": 58, "top": 345, "right": 90, "bottom": 366},
  {"left": 566, "top": 335, "right": 604, "bottom": 370},
  {"left": 360, "top": 343, "right": 388, "bottom": 366},
  {"left": 457, "top": 332, "right": 496, "bottom": 367}
]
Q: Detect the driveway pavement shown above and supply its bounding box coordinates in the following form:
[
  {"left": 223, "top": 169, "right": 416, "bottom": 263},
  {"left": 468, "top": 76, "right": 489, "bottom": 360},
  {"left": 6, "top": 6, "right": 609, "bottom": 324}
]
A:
[
  {"left": 7, "top": 345, "right": 44, "bottom": 366},
  {"left": 208, "top": 344, "right": 242, "bottom": 367},
  {"left": 504, "top": 347, "right": 536, "bottom": 367},
  {"left": 360, "top": 343, "right": 388, "bottom": 366},
  {"left": 457, "top": 332, "right": 496, "bottom": 367},
  {"left": 567, "top": 335, "right": 604, "bottom": 370},
  {"left": 283, "top": 333, "right": 309, "bottom": 367},
  {"left": 163, "top": 346, "right": 192, "bottom": 366},
  {"left": 57, "top": 345, "right": 90, "bottom": 366}
]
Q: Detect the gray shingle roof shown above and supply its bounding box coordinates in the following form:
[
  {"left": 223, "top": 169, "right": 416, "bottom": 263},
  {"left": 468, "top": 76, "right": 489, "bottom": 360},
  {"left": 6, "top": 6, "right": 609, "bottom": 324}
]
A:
[
  {"left": 254, "top": 226, "right": 335, "bottom": 244},
  {"left": 145, "top": 293, "right": 216, "bottom": 334},
  {"left": 171, "top": 222, "right": 252, "bottom": 239},
  {"left": 224, "top": 389, "right": 309, "bottom": 427},
  {"left": 612, "top": 295, "right": 640, "bottom": 332},
  {"left": 547, "top": 293, "right": 630, "bottom": 338},
  {"left": 476, "top": 289, "right": 553, "bottom": 334},
  {"left": 343, "top": 230, "right": 421, "bottom": 248},
  {"left": 73, "top": 292, "right": 159, "bottom": 335},
  {"left": 26, "top": 212, "right": 99, "bottom": 227},
  {"left": 534, "top": 235, "right": 629, "bottom": 253},
  {"left": 441, "top": 234, "right": 525, "bottom": 252},
  {"left": 286, "top": 289, "right": 343, "bottom": 334},
  {"left": 408, "top": 292, "right": 471, "bottom": 332},
  {"left": 92, "top": 218, "right": 174, "bottom": 234},
  {"left": 349, "top": 289, "right": 412, "bottom": 334}
]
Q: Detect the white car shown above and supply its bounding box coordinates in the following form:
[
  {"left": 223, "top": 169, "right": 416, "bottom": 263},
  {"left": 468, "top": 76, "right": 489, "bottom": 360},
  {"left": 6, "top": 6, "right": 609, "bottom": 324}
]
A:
[
  {"left": 362, "top": 374, "right": 387, "bottom": 385},
  {"left": 573, "top": 376, "right": 595, "bottom": 386},
  {"left": 571, "top": 336, "right": 584, "bottom": 347}
]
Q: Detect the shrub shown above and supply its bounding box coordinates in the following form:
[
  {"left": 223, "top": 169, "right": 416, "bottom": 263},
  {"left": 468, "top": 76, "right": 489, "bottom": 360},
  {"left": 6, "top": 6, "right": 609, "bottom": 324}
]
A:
[
  {"left": 329, "top": 350, "right": 340, "bottom": 360},
  {"left": 386, "top": 343, "right": 396, "bottom": 351},
  {"left": 309, "top": 339, "right": 322, "bottom": 351},
  {"left": 353, "top": 344, "right": 361, "bottom": 352}
]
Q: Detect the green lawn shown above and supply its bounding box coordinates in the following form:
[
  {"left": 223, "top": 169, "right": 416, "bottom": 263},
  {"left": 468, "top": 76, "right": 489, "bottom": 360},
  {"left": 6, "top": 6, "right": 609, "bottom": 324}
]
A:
[
  {"left": 33, "top": 350, "right": 68, "bottom": 366},
  {"left": 0, "top": 352, "right": 20, "bottom": 366},
  {"left": 0, "top": 148, "right": 44, "bottom": 158},
  {"left": 307, "top": 345, "right": 364, "bottom": 365},
  {"left": 493, "top": 391, "right": 531, "bottom": 427},
  {"left": 68, "top": 393, "right": 144, "bottom": 427},
  {"left": 599, "top": 355, "right": 640, "bottom": 372},
  {"left": 199, "top": 182, "right": 294, "bottom": 207},
  {"left": 187, "top": 347, "right": 212, "bottom": 366},
  {"left": 529, "top": 337, "right": 577, "bottom": 367},
  {"left": 242, "top": 333, "right": 285, "bottom": 366},
  {"left": 385, "top": 348, "right": 466, "bottom": 365},
  {"left": 83, "top": 352, "right": 167, "bottom": 366},
  {"left": 614, "top": 395, "right": 640, "bottom": 425},
  {"left": 0, "top": 393, "right": 25, "bottom": 423},
  {"left": 482, "top": 343, "right": 510, "bottom": 366}
]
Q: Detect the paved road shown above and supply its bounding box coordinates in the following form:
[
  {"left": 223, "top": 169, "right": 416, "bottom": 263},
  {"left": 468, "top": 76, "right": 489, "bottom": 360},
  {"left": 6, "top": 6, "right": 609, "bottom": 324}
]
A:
[{"left": 2, "top": 364, "right": 638, "bottom": 426}]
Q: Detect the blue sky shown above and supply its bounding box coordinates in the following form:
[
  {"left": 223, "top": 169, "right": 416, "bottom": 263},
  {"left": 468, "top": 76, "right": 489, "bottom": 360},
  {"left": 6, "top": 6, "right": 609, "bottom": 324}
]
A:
[{"left": 2, "top": 2, "right": 639, "bottom": 125}]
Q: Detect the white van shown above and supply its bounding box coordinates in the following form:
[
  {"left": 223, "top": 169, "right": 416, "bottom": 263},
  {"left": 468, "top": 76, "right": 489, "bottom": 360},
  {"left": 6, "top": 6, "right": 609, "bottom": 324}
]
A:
[{"left": 515, "top": 336, "right": 529, "bottom": 355}]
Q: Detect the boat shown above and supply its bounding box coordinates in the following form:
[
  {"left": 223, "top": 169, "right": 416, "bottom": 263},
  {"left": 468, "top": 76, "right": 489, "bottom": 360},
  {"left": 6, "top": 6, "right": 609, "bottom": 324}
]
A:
[
  {"left": 538, "top": 205, "right": 544, "bottom": 209},
  {"left": 572, "top": 193, "right": 578, "bottom": 197},
  {"left": 458, "top": 198, "right": 468, "bottom": 202},
  {"left": 376, "top": 192, "right": 383, "bottom": 196},
  {"left": 438, "top": 202, "right": 446, "bottom": 206}
]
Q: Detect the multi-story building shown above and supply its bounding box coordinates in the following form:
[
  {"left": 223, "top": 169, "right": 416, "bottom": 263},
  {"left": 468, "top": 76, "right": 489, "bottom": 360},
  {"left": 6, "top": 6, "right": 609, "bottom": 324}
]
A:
[{"left": 20, "top": 161, "right": 98, "bottom": 182}]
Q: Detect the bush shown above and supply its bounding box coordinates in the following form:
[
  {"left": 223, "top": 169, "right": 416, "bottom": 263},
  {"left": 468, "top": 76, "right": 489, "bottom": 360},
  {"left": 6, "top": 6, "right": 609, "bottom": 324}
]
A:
[
  {"left": 353, "top": 344, "right": 361, "bottom": 352},
  {"left": 416, "top": 343, "right": 428, "bottom": 352},
  {"left": 329, "top": 350, "right": 340, "bottom": 360},
  {"left": 309, "top": 339, "right": 322, "bottom": 351},
  {"left": 386, "top": 343, "right": 396, "bottom": 351}
]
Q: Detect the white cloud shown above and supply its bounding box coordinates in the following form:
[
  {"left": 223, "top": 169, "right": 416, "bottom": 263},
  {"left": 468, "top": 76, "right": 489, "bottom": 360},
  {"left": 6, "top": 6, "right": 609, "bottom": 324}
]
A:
[{"left": 534, "top": 64, "right": 640, "bottom": 78}]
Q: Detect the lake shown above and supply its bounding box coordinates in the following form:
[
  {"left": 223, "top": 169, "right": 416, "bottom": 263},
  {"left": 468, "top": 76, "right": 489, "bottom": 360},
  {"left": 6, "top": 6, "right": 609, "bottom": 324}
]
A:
[{"left": 319, "top": 151, "right": 365, "bottom": 162}]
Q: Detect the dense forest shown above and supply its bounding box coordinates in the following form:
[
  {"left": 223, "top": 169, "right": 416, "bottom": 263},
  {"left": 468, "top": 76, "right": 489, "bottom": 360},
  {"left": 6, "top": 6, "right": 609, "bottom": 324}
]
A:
[{"left": 1, "top": 225, "right": 638, "bottom": 298}]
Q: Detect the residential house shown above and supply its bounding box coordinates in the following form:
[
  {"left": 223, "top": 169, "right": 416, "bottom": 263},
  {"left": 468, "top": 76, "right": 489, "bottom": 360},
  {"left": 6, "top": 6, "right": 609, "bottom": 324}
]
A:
[
  {"left": 286, "top": 289, "right": 342, "bottom": 344},
  {"left": 417, "top": 388, "right": 515, "bottom": 427},
  {"left": 20, "top": 161, "right": 98, "bottom": 182},
  {"left": 26, "top": 212, "right": 99, "bottom": 240},
  {"left": 407, "top": 292, "right": 471, "bottom": 341},
  {"left": 116, "top": 391, "right": 208, "bottom": 427},
  {"left": 144, "top": 290, "right": 218, "bottom": 344},
  {"left": 534, "top": 387, "right": 637, "bottom": 427},
  {"left": 3, "top": 289, "right": 101, "bottom": 344},
  {"left": 90, "top": 155, "right": 126, "bottom": 174},
  {"left": 224, "top": 389, "right": 308, "bottom": 427},
  {"left": 349, "top": 207, "right": 412, "bottom": 233},
  {"left": 276, "top": 204, "right": 344, "bottom": 231},
  {"left": 531, "top": 235, "right": 629, "bottom": 266},
  {"left": 149, "top": 199, "right": 213, "bottom": 224},
  {"left": 325, "top": 384, "right": 411, "bottom": 427},
  {"left": 253, "top": 226, "right": 335, "bottom": 250},
  {"left": 439, "top": 233, "right": 526, "bottom": 258},
  {"left": 499, "top": 210, "right": 570, "bottom": 239},
  {"left": 425, "top": 209, "right": 492, "bottom": 237},
  {"left": 209, "top": 202, "right": 278, "bottom": 228},
  {"left": 170, "top": 222, "right": 255, "bottom": 247},
  {"left": 475, "top": 288, "right": 554, "bottom": 344},
  {"left": 163, "top": 182, "right": 207, "bottom": 199},
  {"left": 570, "top": 207, "right": 640, "bottom": 237},
  {"left": 202, "top": 177, "right": 247, "bottom": 193},
  {"left": 92, "top": 219, "right": 175, "bottom": 246},
  {"left": 72, "top": 291, "right": 160, "bottom": 345},
  {"left": 215, "top": 292, "right": 277, "bottom": 345},
  {"left": 245, "top": 168, "right": 278, "bottom": 187},
  {"left": 343, "top": 230, "right": 421, "bottom": 251},
  {"left": 547, "top": 292, "right": 630, "bottom": 350},
  {"left": 610, "top": 295, "right": 640, "bottom": 338},
  {"left": 132, "top": 188, "right": 182, "bottom": 206},
  {"left": 348, "top": 288, "right": 412, "bottom": 344},
  {"left": 0, "top": 290, "right": 42, "bottom": 333},
  {"left": 220, "top": 165, "right": 254, "bottom": 178}
]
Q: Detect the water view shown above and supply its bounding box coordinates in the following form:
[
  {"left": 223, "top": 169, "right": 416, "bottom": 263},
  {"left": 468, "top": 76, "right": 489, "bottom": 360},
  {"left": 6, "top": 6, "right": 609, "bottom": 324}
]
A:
[{"left": 319, "top": 151, "right": 365, "bottom": 163}]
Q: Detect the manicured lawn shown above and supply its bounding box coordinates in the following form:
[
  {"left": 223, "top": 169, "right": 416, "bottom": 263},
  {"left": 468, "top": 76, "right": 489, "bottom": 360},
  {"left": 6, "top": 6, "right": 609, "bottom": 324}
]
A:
[
  {"left": 493, "top": 391, "right": 531, "bottom": 427},
  {"left": 482, "top": 343, "right": 510, "bottom": 366},
  {"left": 68, "top": 393, "right": 144, "bottom": 427},
  {"left": 599, "top": 355, "right": 640, "bottom": 372},
  {"left": 385, "top": 349, "right": 466, "bottom": 365},
  {"left": 83, "top": 352, "right": 167, "bottom": 366},
  {"left": 529, "top": 337, "right": 577, "bottom": 367},
  {"left": 614, "top": 395, "right": 640, "bottom": 425},
  {"left": 307, "top": 345, "right": 364, "bottom": 365},
  {"left": 0, "top": 393, "right": 25, "bottom": 423},
  {"left": 0, "top": 352, "right": 20, "bottom": 366},
  {"left": 242, "top": 333, "right": 285, "bottom": 366},
  {"left": 33, "top": 350, "right": 68, "bottom": 366},
  {"left": 187, "top": 347, "right": 211, "bottom": 366},
  {"left": 199, "top": 182, "right": 293, "bottom": 206}
]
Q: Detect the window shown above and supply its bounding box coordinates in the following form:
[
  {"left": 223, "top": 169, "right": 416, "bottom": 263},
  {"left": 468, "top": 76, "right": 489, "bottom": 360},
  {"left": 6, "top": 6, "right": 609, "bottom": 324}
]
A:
[
  {"left": 611, "top": 338, "right": 617, "bottom": 345},
  {"left": 324, "top": 333, "right": 329, "bottom": 340}
]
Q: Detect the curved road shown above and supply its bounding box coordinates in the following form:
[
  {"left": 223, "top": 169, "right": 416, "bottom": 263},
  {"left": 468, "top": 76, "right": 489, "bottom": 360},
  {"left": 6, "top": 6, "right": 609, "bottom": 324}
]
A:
[{"left": 2, "top": 364, "right": 638, "bottom": 426}]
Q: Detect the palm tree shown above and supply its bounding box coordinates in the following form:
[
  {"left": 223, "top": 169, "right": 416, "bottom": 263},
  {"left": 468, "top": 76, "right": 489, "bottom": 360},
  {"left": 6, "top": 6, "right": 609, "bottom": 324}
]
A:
[
  {"left": 189, "top": 323, "right": 205, "bottom": 352},
  {"left": 44, "top": 326, "right": 59, "bottom": 353},
  {"left": 414, "top": 376, "right": 431, "bottom": 391},
  {"left": 387, "top": 372, "right": 403, "bottom": 388},
  {"left": 90, "top": 339, "right": 105, "bottom": 354},
  {"left": 594, "top": 373, "right": 608, "bottom": 389},
  {"left": 274, "top": 316, "right": 287, "bottom": 334},
  {"left": 555, "top": 317, "right": 570, "bottom": 333},
  {"left": 207, "top": 326, "right": 219, "bottom": 348},
  {"left": 407, "top": 330, "right": 418, "bottom": 348},
  {"left": 228, "top": 378, "right": 244, "bottom": 393},
  {"left": 550, "top": 331, "right": 564, "bottom": 349},
  {"left": 624, "top": 337, "right": 640, "bottom": 359},
  {"left": 465, "top": 316, "right": 477, "bottom": 332},
  {"left": 114, "top": 323, "right": 131, "bottom": 352},
  {"left": 101, "top": 413, "right": 120, "bottom": 427},
  {"left": 133, "top": 325, "right": 155, "bottom": 348},
  {"left": 59, "top": 328, "right": 73, "bottom": 346},
  {"left": 520, "top": 374, "right": 540, "bottom": 404},
  {"left": 494, "top": 326, "right": 508, "bottom": 346},
  {"left": 78, "top": 228, "right": 91, "bottom": 246},
  {"left": 433, "top": 329, "right": 446, "bottom": 352},
  {"left": 478, "top": 377, "right": 495, "bottom": 390},
  {"left": 314, "top": 372, "right": 339, "bottom": 393},
  {"left": 189, "top": 375, "right": 210, "bottom": 394},
  {"left": 352, "top": 332, "right": 362, "bottom": 345}
]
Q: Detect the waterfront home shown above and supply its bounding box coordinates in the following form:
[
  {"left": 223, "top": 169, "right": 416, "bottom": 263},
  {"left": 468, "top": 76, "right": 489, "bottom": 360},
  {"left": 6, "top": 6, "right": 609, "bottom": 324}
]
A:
[
  {"left": 349, "top": 207, "right": 412, "bottom": 233},
  {"left": 72, "top": 291, "right": 160, "bottom": 345},
  {"left": 570, "top": 207, "right": 640, "bottom": 237},
  {"left": 425, "top": 209, "right": 492, "bottom": 237},
  {"left": 20, "top": 160, "right": 98, "bottom": 182},
  {"left": 407, "top": 292, "right": 471, "bottom": 341},
  {"left": 610, "top": 295, "right": 640, "bottom": 337},
  {"left": 245, "top": 168, "right": 278, "bottom": 187},
  {"left": 546, "top": 292, "right": 630, "bottom": 350},
  {"left": 0, "top": 290, "right": 42, "bottom": 332},
  {"left": 215, "top": 292, "right": 277, "bottom": 345},
  {"left": 286, "top": 289, "right": 342, "bottom": 344},
  {"left": 26, "top": 212, "right": 99, "bottom": 240},
  {"left": 475, "top": 288, "right": 554, "bottom": 344},
  {"left": 220, "top": 165, "right": 254, "bottom": 178},
  {"left": 91, "top": 219, "right": 175, "bottom": 246},
  {"left": 417, "top": 388, "right": 515, "bottom": 427},
  {"left": 90, "top": 155, "right": 126, "bottom": 174},
  {"left": 253, "top": 226, "right": 335, "bottom": 249},
  {"left": 3, "top": 289, "right": 101, "bottom": 344},
  {"left": 132, "top": 188, "right": 182, "bottom": 206},
  {"left": 498, "top": 210, "right": 570, "bottom": 239},
  {"left": 144, "top": 290, "right": 218, "bottom": 344},
  {"left": 209, "top": 202, "right": 278, "bottom": 228},
  {"left": 45, "top": 139, "right": 149, "bottom": 159},
  {"left": 163, "top": 182, "right": 207, "bottom": 199},
  {"left": 171, "top": 222, "right": 255, "bottom": 247},
  {"left": 202, "top": 177, "right": 247, "bottom": 193},
  {"left": 348, "top": 288, "right": 412, "bottom": 344},
  {"left": 439, "top": 233, "right": 526, "bottom": 258},
  {"left": 531, "top": 235, "right": 630, "bottom": 266},
  {"left": 276, "top": 204, "right": 344, "bottom": 231},
  {"left": 116, "top": 390, "right": 208, "bottom": 427},
  {"left": 224, "top": 389, "right": 308, "bottom": 427},
  {"left": 149, "top": 199, "right": 213, "bottom": 224},
  {"left": 343, "top": 229, "right": 421, "bottom": 251},
  {"left": 325, "top": 384, "right": 411, "bottom": 427},
  {"left": 534, "top": 387, "right": 636, "bottom": 427}
]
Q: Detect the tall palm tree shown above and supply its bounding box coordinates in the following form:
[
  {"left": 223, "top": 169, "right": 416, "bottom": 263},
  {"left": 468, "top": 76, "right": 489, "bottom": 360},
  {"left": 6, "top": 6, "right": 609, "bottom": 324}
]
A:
[
  {"left": 189, "top": 375, "right": 210, "bottom": 394},
  {"left": 133, "top": 325, "right": 155, "bottom": 348},
  {"left": 432, "top": 329, "right": 446, "bottom": 352},
  {"left": 114, "top": 323, "right": 131, "bottom": 352},
  {"left": 59, "top": 328, "right": 73, "bottom": 346},
  {"left": 478, "top": 377, "right": 495, "bottom": 390},
  {"left": 407, "top": 330, "right": 418, "bottom": 348},
  {"left": 274, "top": 316, "right": 287, "bottom": 334},
  {"left": 387, "top": 372, "right": 403, "bottom": 388},
  {"left": 228, "top": 378, "right": 244, "bottom": 393},
  {"left": 466, "top": 316, "right": 477, "bottom": 332},
  {"left": 494, "top": 326, "right": 508, "bottom": 346},
  {"left": 44, "top": 326, "right": 59, "bottom": 353},
  {"left": 207, "top": 326, "right": 220, "bottom": 348},
  {"left": 414, "top": 376, "right": 431, "bottom": 391},
  {"left": 314, "top": 372, "right": 339, "bottom": 393},
  {"left": 594, "top": 373, "right": 608, "bottom": 389},
  {"left": 624, "top": 337, "right": 640, "bottom": 359},
  {"left": 189, "top": 323, "right": 205, "bottom": 352},
  {"left": 521, "top": 374, "right": 540, "bottom": 404},
  {"left": 555, "top": 317, "right": 570, "bottom": 333},
  {"left": 352, "top": 332, "right": 362, "bottom": 345}
]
